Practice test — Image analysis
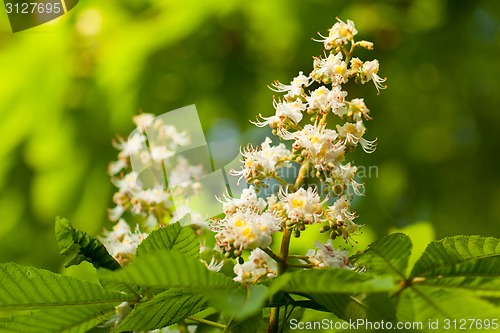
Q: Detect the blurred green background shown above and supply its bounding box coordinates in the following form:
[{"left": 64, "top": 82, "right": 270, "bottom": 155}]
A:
[{"left": 0, "top": 0, "right": 499, "bottom": 272}]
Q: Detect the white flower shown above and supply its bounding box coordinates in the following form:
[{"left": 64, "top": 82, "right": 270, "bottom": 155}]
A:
[
  {"left": 252, "top": 98, "right": 306, "bottom": 128},
  {"left": 306, "top": 240, "right": 353, "bottom": 269},
  {"left": 150, "top": 146, "right": 174, "bottom": 161},
  {"left": 360, "top": 60, "right": 387, "bottom": 93},
  {"left": 134, "top": 187, "right": 171, "bottom": 205},
  {"left": 99, "top": 219, "right": 148, "bottom": 265},
  {"left": 326, "top": 196, "right": 363, "bottom": 242},
  {"left": 278, "top": 187, "right": 325, "bottom": 224},
  {"left": 202, "top": 256, "right": 224, "bottom": 272},
  {"left": 284, "top": 124, "right": 344, "bottom": 169},
  {"left": 108, "top": 159, "right": 127, "bottom": 176},
  {"left": 155, "top": 123, "right": 191, "bottom": 149},
  {"left": 269, "top": 71, "right": 311, "bottom": 99},
  {"left": 230, "top": 137, "right": 292, "bottom": 183},
  {"left": 113, "top": 171, "right": 142, "bottom": 193},
  {"left": 133, "top": 113, "right": 155, "bottom": 131},
  {"left": 311, "top": 52, "right": 348, "bottom": 85},
  {"left": 213, "top": 209, "right": 281, "bottom": 252},
  {"left": 251, "top": 113, "right": 281, "bottom": 129},
  {"left": 327, "top": 195, "right": 355, "bottom": 222},
  {"left": 332, "top": 162, "right": 365, "bottom": 196},
  {"left": 348, "top": 98, "right": 371, "bottom": 121},
  {"left": 233, "top": 248, "right": 278, "bottom": 283},
  {"left": 217, "top": 186, "right": 267, "bottom": 216},
  {"left": 305, "top": 86, "right": 347, "bottom": 114},
  {"left": 275, "top": 98, "right": 307, "bottom": 124},
  {"left": 314, "top": 18, "right": 358, "bottom": 49},
  {"left": 336, "top": 121, "right": 377, "bottom": 153},
  {"left": 108, "top": 205, "right": 125, "bottom": 221},
  {"left": 101, "top": 301, "right": 132, "bottom": 328},
  {"left": 113, "top": 133, "right": 146, "bottom": 158},
  {"left": 168, "top": 156, "right": 204, "bottom": 185}
]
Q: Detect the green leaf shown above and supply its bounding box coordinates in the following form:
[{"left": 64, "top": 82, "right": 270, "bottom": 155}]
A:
[
  {"left": 0, "top": 305, "right": 115, "bottom": 333},
  {"left": 113, "top": 289, "right": 207, "bottom": 332},
  {"left": 226, "top": 311, "right": 263, "bottom": 333},
  {"left": 205, "top": 284, "right": 268, "bottom": 320},
  {"left": 397, "top": 285, "right": 500, "bottom": 327},
  {"left": 136, "top": 222, "right": 199, "bottom": 258},
  {"left": 395, "top": 236, "right": 500, "bottom": 327},
  {"left": 100, "top": 250, "right": 237, "bottom": 290},
  {"left": 309, "top": 293, "right": 397, "bottom": 323},
  {"left": 274, "top": 268, "right": 397, "bottom": 324},
  {"left": 389, "top": 221, "right": 435, "bottom": 273},
  {"left": 409, "top": 236, "right": 500, "bottom": 296},
  {"left": 278, "top": 269, "right": 396, "bottom": 295},
  {"left": 55, "top": 217, "right": 121, "bottom": 270},
  {"left": 0, "top": 263, "right": 131, "bottom": 311},
  {"left": 354, "top": 233, "right": 412, "bottom": 279}
]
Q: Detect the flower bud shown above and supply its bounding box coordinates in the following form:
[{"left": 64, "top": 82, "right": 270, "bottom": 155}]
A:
[
  {"left": 320, "top": 225, "right": 331, "bottom": 233},
  {"left": 358, "top": 40, "right": 374, "bottom": 50}
]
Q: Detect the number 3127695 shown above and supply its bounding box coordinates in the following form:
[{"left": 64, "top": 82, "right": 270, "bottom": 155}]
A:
[{"left": 5, "top": 2, "right": 62, "bottom": 14}]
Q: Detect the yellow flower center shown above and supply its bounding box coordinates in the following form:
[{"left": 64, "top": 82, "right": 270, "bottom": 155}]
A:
[{"left": 292, "top": 198, "right": 305, "bottom": 209}]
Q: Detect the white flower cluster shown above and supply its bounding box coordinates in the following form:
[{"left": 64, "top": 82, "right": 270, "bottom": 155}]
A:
[
  {"left": 239, "top": 19, "right": 384, "bottom": 199},
  {"left": 213, "top": 187, "right": 281, "bottom": 257},
  {"left": 221, "top": 19, "right": 384, "bottom": 283},
  {"left": 230, "top": 137, "right": 292, "bottom": 185},
  {"left": 306, "top": 240, "right": 353, "bottom": 269},
  {"left": 278, "top": 187, "right": 325, "bottom": 224},
  {"left": 233, "top": 248, "right": 278, "bottom": 283},
  {"left": 99, "top": 220, "right": 148, "bottom": 266},
  {"left": 103, "top": 113, "right": 204, "bottom": 264}
]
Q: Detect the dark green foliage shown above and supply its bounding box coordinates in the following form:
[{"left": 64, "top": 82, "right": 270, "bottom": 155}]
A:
[
  {"left": 136, "top": 222, "right": 200, "bottom": 258},
  {"left": 55, "top": 218, "right": 121, "bottom": 271},
  {"left": 2, "top": 221, "right": 500, "bottom": 333}
]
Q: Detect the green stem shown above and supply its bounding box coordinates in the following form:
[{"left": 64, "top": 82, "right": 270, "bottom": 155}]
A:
[
  {"left": 273, "top": 174, "right": 291, "bottom": 189},
  {"left": 268, "top": 307, "right": 280, "bottom": 333},
  {"left": 261, "top": 247, "right": 283, "bottom": 264},
  {"left": 178, "top": 320, "right": 189, "bottom": 333},
  {"left": 288, "top": 254, "right": 309, "bottom": 260},
  {"left": 292, "top": 161, "right": 310, "bottom": 192},
  {"left": 287, "top": 263, "right": 313, "bottom": 268},
  {"left": 268, "top": 160, "right": 311, "bottom": 333},
  {"left": 187, "top": 316, "right": 227, "bottom": 329}
]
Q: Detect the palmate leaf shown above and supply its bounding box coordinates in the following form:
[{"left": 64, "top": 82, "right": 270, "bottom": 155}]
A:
[
  {"left": 309, "top": 293, "right": 398, "bottom": 324},
  {"left": 100, "top": 250, "right": 247, "bottom": 324},
  {"left": 397, "top": 286, "right": 500, "bottom": 328},
  {"left": 410, "top": 236, "right": 500, "bottom": 296},
  {"left": 100, "top": 249, "right": 237, "bottom": 291},
  {"left": 136, "top": 222, "right": 199, "bottom": 258},
  {"left": 0, "top": 304, "right": 115, "bottom": 333},
  {"left": 55, "top": 217, "right": 121, "bottom": 270},
  {"left": 354, "top": 233, "right": 412, "bottom": 279},
  {"left": 0, "top": 263, "right": 131, "bottom": 311},
  {"left": 226, "top": 311, "right": 263, "bottom": 333},
  {"left": 204, "top": 284, "right": 269, "bottom": 320},
  {"left": 278, "top": 268, "right": 396, "bottom": 295},
  {"left": 273, "top": 269, "right": 396, "bottom": 325},
  {"left": 395, "top": 236, "right": 500, "bottom": 329},
  {"left": 113, "top": 289, "right": 208, "bottom": 332}
]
